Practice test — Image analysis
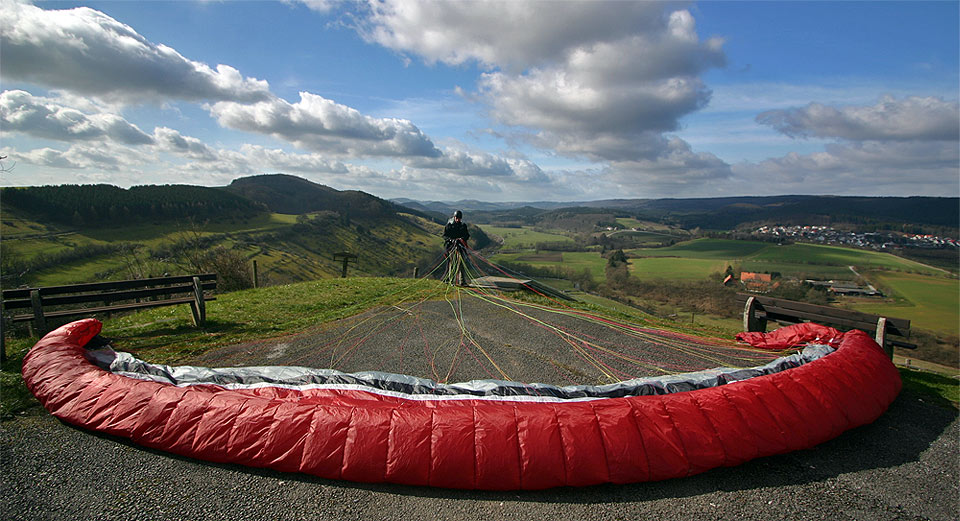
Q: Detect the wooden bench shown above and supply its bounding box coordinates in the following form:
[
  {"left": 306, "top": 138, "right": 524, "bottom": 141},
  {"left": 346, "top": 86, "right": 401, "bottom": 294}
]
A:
[
  {"left": 1, "top": 274, "right": 217, "bottom": 362},
  {"left": 736, "top": 292, "right": 913, "bottom": 358}
]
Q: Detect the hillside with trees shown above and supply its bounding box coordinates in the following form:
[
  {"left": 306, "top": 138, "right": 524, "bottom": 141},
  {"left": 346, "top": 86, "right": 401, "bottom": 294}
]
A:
[
  {"left": 0, "top": 176, "right": 471, "bottom": 290},
  {"left": 1, "top": 184, "right": 266, "bottom": 226},
  {"left": 404, "top": 195, "right": 959, "bottom": 236}
]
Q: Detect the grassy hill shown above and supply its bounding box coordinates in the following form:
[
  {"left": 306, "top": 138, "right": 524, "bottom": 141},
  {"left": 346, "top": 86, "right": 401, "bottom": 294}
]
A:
[{"left": 0, "top": 176, "right": 451, "bottom": 289}]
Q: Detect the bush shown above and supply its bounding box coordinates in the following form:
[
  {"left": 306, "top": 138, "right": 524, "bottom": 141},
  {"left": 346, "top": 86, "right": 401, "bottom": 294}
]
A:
[{"left": 203, "top": 247, "right": 254, "bottom": 292}]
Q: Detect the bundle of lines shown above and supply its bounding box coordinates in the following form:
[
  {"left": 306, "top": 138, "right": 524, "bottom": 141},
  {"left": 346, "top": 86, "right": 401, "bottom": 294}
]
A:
[{"left": 211, "top": 244, "right": 788, "bottom": 389}]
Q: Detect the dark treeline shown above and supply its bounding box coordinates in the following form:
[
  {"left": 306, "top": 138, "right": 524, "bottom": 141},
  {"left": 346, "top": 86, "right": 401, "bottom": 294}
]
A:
[
  {"left": 465, "top": 196, "right": 959, "bottom": 236},
  {"left": 224, "top": 174, "right": 438, "bottom": 223},
  {"left": 1, "top": 184, "right": 266, "bottom": 226}
]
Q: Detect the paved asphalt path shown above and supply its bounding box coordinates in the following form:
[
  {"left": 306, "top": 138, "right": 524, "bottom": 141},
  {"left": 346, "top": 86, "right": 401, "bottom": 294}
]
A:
[
  {"left": 2, "top": 295, "right": 957, "bottom": 520},
  {"left": 190, "top": 296, "right": 785, "bottom": 386}
]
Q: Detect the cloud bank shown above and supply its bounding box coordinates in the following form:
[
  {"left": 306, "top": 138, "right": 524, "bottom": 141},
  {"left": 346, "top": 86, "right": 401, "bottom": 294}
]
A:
[
  {"left": 740, "top": 96, "right": 960, "bottom": 196},
  {"left": 757, "top": 96, "right": 959, "bottom": 142},
  {"left": 1, "top": 1, "right": 272, "bottom": 104},
  {"left": 360, "top": 0, "right": 731, "bottom": 189},
  {"left": 1, "top": 90, "right": 154, "bottom": 145},
  {"left": 208, "top": 93, "right": 443, "bottom": 158}
]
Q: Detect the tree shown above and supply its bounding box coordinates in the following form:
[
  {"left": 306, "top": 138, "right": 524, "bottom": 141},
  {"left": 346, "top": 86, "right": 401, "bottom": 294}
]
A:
[{"left": 607, "top": 249, "right": 628, "bottom": 267}]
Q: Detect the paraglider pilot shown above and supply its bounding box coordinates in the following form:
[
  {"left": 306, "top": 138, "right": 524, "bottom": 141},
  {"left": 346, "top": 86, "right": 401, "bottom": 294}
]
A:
[{"left": 443, "top": 210, "right": 470, "bottom": 285}]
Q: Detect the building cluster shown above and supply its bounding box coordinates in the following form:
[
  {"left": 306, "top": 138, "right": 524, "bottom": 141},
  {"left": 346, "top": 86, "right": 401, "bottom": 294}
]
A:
[{"left": 753, "top": 225, "right": 958, "bottom": 250}]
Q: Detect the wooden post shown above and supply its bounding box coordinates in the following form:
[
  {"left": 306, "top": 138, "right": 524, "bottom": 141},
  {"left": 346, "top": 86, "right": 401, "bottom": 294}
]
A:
[
  {"left": 252, "top": 260, "right": 259, "bottom": 289},
  {"left": 333, "top": 252, "right": 358, "bottom": 278},
  {"left": 30, "top": 289, "right": 46, "bottom": 336},
  {"left": 413, "top": 266, "right": 419, "bottom": 278},
  {"left": 875, "top": 317, "right": 892, "bottom": 359},
  {"left": 743, "top": 296, "right": 767, "bottom": 332},
  {"left": 189, "top": 276, "right": 206, "bottom": 326}
]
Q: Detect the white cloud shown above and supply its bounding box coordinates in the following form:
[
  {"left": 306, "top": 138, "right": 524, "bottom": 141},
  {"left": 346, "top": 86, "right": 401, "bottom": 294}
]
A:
[
  {"left": 361, "top": 0, "right": 681, "bottom": 70},
  {"left": 153, "top": 127, "right": 218, "bottom": 162},
  {"left": 732, "top": 140, "right": 960, "bottom": 197},
  {"left": 757, "top": 96, "right": 960, "bottom": 141},
  {"left": 359, "top": 0, "right": 726, "bottom": 186},
  {"left": 292, "top": 0, "right": 338, "bottom": 13},
  {"left": 0, "top": 1, "right": 271, "bottom": 104},
  {"left": 1, "top": 90, "right": 154, "bottom": 145},
  {"left": 732, "top": 96, "right": 960, "bottom": 197},
  {"left": 13, "top": 142, "right": 146, "bottom": 171},
  {"left": 208, "top": 92, "right": 442, "bottom": 158},
  {"left": 405, "top": 146, "right": 548, "bottom": 183}
]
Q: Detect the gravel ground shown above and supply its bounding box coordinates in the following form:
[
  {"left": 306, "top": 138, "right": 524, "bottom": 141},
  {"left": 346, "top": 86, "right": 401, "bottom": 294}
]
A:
[
  {"left": 2, "top": 392, "right": 956, "bottom": 521},
  {"left": 191, "top": 295, "right": 781, "bottom": 386},
  {"left": 2, "top": 295, "right": 957, "bottom": 520}
]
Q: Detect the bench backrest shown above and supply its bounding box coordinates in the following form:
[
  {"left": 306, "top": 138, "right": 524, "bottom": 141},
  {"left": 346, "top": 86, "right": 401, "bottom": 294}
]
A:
[
  {"left": 2, "top": 274, "right": 217, "bottom": 311},
  {"left": 735, "top": 293, "right": 910, "bottom": 337}
]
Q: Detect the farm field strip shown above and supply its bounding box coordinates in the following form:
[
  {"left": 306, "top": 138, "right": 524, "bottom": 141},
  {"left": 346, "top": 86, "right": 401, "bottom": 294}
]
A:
[
  {"left": 747, "top": 242, "right": 940, "bottom": 274},
  {"left": 847, "top": 271, "right": 959, "bottom": 336},
  {"left": 629, "top": 257, "right": 728, "bottom": 280},
  {"left": 478, "top": 225, "right": 574, "bottom": 248},
  {"left": 628, "top": 238, "right": 770, "bottom": 259}
]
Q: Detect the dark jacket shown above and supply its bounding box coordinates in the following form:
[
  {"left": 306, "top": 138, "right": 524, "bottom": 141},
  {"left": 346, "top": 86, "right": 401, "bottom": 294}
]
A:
[{"left": 443, "top": 219, "right": 470, "bottom": 245}]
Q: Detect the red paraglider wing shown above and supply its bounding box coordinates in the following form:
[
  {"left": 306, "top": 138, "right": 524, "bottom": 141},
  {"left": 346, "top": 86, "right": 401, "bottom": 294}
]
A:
[{"left": 23, "top": 319, "right": 900, "bottom": 490}]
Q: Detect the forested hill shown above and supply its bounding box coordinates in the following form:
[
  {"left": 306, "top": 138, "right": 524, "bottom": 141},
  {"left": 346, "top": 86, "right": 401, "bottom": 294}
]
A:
[
  {"left": 613, "top": 195, "right": 960, "bottom": 231},
  {"left": 0, "top": 174, "right": 437, "bottom": 227},
  {"left": 1, "top": 184, "right": 266, "bottom": 226},
  {"left": 409, "top": 195, "right": 958, "bottom": 234},
  {"left": 224, "top": 174, "right": 428, "bottom": 219}
]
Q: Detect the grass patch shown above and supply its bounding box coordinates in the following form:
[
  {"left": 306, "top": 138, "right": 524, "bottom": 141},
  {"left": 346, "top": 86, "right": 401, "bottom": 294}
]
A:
[
  {"left": 479, "top": 225, "right": 573, "bottom": 249},
  {"left": 738, "top": 260, "right": 855, "bottom": 280},
  {"left": 630, "top": 238, "right": 770, "bottom": 259},
  {"left": 629, "top": 257, "right": 728, "bottom": 280},
  {"left": 106, "top": 277, "right": 443, "bottom": 361},
  {"left": 847, "top": 271, "right": 959, "bottom": 336},
  {"left": 517, "top": 252, "right": 563, "bottom": 262},
  {"left": 614, "top": 218, "right": 677, "bottom": 232},
  {"left": 899, "top": 367, "right": 959, "bottom": 409},
  {"left": 749, "top": 243, "right": 941, "bottom": 274}
]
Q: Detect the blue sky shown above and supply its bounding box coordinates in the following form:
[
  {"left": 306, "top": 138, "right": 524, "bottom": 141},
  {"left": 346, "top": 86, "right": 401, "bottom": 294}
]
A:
[{"left": 2, "top": 0, "right": 957, "bottom": 202}]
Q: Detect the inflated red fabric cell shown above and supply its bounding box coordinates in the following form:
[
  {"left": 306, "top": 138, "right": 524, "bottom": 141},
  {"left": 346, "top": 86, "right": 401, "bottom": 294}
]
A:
[
  {"left": 628, "top": 398, "right": 688, "bottom": 481},
  {"left": 473, "top": 405, "right": 522, "bottom": 490},
  {"left": 340, "top": 406, "right": 391, "bottom": 483},
  {"left": 736, "top": 322, "right": 843, "bottom": 349},
  {"left": 384, "top": 407, "right": 432, "bottom": 486},
  {"left": 593, "top": 400, "right": 647, "bottom": 484},
  {"left": 23, "top": 319, "right": 901, "bottom": 490},
  {"left": 429, "top": 404, "right": 476, "bottom": 488},
  {"left": 515, "top": 403, "right": 566, "bottom": 490}
]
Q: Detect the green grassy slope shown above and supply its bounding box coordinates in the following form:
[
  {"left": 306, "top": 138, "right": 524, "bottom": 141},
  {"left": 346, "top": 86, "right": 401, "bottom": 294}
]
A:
[
  {"left": 1, "top": 208, "right": 443, "bottom": 287},
  {"left": 3, "top": 276, "right": 955, "bottom": 417}
]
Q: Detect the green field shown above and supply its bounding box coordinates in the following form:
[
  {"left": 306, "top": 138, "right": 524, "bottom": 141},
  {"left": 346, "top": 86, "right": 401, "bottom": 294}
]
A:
[
  {"left": 609, "top": 230, "right": 682, "bottom": 244},
  {"left": 614, "top": 218, "right": 680, "bottom": 233},
  {"left": 847, "top": 271, "right": 959, "bottom": 336},
  {"left": 494, "top": 237, "right": 958, "bottom": 345},
  {"left": 629, "top": 257, "right": 728, "bottom": 280},
  {"left": 738, "top": 261, "right": 855, "bottom": 280},
  {"left": 747, "top": 243, "right": 940, "bottom": 274},
  {"left": 626, "top": 238, "right": 943, "bottom": 280},
  {"left": 629, "top": 238, "right": 770, "bottom": 259},
  {"left": 1, "top": 211, "right": 441, "bottom": 287},
  {"left": 492, "top": 251, "right": 607, "bottom": 280},
  {"left": 479, "top": 225, "right": 574, "bottom": 248}
]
